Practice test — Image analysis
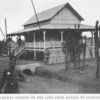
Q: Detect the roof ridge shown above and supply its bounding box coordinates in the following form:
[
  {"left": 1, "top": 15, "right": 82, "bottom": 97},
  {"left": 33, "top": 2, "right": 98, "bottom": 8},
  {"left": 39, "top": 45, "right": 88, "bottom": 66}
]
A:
[
  {"left": 24, "top": 2, "right": 84, "bottom": 26},
  {"left": 23, "top": 2, "right": 67, "bottom": 26},
  {"left": 37, "top": 2, "right": 67, "bottom": 14}
]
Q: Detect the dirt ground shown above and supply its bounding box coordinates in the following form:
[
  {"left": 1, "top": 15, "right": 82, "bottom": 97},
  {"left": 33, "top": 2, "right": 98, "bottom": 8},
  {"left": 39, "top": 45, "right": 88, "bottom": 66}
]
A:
[
  {"left": 16, "top": 59, "right": 100, "bottom": 93},
  {"left": 0, "top": 57, "right": 100, "bottom": 93}
]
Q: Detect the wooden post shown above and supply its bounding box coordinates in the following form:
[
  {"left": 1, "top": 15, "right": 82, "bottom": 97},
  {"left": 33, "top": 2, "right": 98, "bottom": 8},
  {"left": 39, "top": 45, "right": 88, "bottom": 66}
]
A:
[
  {"left": 91, "top": 31, "right": 94, "bottom": 46},
  {"left": 43, "top": 30, "right": 46, "bottom": 61},
  {"left": 99, "top": 26, "right": 100, "bottom": 38},
  {"left": 60, "top": 31, "right": 64, "bottom": 43},
  {"left": 94, "top": 21, "right": 100, "bottom": 79},
  {"left": 43, "top": 30, "right": 46, "bottom": 50},
  {"left": 0, "top": 27, "right": 5, "bottom": 40},
  {"left": 82, "top": 36, "right": 86, "bottom": 69},
  {"left": 5, "top": 18, "right": 7, "bottom": 41},
  {"left": 33, "top": 32, "right": 36, "bottom": 60}
]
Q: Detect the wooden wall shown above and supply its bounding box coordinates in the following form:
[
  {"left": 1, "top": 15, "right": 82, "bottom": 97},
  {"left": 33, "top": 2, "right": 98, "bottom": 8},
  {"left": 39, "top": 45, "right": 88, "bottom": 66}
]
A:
[{"left": 50, "top": 7, "right": 81, "bottom": 25}]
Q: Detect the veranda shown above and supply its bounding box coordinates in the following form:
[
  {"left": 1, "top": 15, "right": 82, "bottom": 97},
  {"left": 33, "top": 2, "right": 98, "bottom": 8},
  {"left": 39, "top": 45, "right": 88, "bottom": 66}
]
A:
[{"left": 7, "top": 3, "right": 95, "bottom": 64}]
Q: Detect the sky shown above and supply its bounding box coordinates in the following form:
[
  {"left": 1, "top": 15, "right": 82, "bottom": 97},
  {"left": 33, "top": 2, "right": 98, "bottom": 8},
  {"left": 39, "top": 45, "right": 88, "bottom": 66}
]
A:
[{"left": 0, "top": 0, "right": 100, "bottom": 40}]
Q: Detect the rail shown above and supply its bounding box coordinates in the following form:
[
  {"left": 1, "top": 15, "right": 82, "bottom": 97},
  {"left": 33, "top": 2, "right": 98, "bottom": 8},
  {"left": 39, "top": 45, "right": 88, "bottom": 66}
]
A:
[
  {"left": 25, "top": 41, "right": 62, "bottom": 49},
  {"left": 10, "top": 41, "right": 25, "bottom": 57}
]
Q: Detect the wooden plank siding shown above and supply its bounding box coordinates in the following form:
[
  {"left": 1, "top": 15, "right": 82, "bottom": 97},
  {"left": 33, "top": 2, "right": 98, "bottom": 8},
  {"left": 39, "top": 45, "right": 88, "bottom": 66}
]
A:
[{"left": 50, "top": 7, "right": 81, "bottom": 25}]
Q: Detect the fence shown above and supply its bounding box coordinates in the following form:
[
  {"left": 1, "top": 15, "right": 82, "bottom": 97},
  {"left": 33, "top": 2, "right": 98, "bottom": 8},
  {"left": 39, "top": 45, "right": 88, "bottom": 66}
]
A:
[
  {"left": 48, "top": 48, "right": 65, "bottom": 64},
  {"left": 48, "top": 45, "right": 95, "bottom": 64},
  {"left": 9, "top": 40, "right": 96, "bottom": 64}
]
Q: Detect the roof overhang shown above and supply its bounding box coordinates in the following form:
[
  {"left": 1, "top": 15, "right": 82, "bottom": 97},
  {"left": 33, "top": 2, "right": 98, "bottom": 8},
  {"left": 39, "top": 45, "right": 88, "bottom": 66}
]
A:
[{"left": 7, "top": 24, "right": 95, "bottom": 36}]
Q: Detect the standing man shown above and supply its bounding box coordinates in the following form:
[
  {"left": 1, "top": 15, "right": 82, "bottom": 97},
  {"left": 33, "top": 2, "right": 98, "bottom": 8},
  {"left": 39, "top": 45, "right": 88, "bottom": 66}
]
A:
[{"left": 62, "top": 38, "right": 71, "bottom": 71}]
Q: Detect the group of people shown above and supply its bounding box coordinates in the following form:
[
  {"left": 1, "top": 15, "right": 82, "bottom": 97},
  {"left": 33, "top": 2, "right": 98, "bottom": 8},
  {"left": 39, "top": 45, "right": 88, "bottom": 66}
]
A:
[{"left": 62, "top": 36, "right": 87, "bottom": 71}]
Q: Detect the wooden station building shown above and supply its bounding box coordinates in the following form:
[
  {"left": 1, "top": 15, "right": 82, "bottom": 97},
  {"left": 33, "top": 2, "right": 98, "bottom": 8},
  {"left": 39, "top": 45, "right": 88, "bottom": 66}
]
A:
[{"left": 7, "top": 3, "right": 95, "bottom": 64}]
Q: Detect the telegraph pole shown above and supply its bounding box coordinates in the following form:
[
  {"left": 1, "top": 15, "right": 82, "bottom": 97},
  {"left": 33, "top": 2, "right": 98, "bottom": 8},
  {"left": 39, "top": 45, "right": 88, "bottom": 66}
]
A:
[
  {"left": 0, "top": 27, "right": 5, "bottom": 40},
  {"left": 30, "top": 0, "right": 41, "bottom": 29},
  {"left": 5, "top": 18, "right": 7, "bottom": 41},
  {"left": 94, "top": 21, "right": 100, "bottom": 79}
]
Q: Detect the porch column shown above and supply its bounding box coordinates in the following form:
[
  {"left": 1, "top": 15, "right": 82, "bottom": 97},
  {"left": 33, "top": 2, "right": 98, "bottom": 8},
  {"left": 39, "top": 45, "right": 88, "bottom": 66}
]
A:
[
  {"left": 60, "top": 31, "right": 64, "bottom": 42},
  {"left": 43, "top": 30, "right": 47, "bottom": 61},
  {"left": 43, "top": 30, "right": 46, "bottom": 50},
  {"left": 33, "top": 32, "right": 36, "bottom": 60},
  {"left": 90, "top": 31, "right": 94, "bottom": 45}
]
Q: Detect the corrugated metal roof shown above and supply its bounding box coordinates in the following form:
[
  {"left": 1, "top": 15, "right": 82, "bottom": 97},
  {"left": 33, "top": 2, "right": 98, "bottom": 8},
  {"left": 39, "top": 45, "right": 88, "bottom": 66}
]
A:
[
  {"left": 41, "top": 24, "right": 95, "bottom": 30},
  {"left": 9, "top": 24, "right": 95, "bottom": 35},
  {"left": 24, "top": 3, "right": 84, "bottom": 26}
]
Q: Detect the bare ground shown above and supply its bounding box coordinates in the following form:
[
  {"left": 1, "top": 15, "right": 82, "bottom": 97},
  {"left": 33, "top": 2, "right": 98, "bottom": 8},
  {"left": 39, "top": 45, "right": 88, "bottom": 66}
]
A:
[
  {"left": 0, "top": 57, "right": 100, "bottom": 93},
  {"left": 16, "top": 59, "right": 100, "bottom": 93}
]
